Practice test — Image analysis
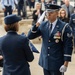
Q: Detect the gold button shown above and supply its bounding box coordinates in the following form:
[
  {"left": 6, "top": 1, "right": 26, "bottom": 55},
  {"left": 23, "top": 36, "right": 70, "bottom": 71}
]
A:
[
  {"left": 48, "top": 47, "right": 50, "bottom": 49},
  {"left": 48, "top": 54, "right": 50, "bottom": 56},
  {"left": 49, "top": 40, "right": 51, "bottom": 42}
]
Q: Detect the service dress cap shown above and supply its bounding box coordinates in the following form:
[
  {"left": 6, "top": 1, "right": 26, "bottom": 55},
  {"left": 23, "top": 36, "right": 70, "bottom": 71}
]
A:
[
  {"left": 4, "top": 14, "right": 22, "bottom": 25},
  {"left": 45, "top": 3, "right": 61, "bottom": 12}
]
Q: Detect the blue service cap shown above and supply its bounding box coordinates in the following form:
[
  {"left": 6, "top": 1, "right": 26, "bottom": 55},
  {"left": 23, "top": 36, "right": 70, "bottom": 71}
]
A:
[
  {"left": 45, "top": 3, "right": 61, "bottom": 12},
  {"left": 4, "top": 14, "right": 22, "bottom": 25}
]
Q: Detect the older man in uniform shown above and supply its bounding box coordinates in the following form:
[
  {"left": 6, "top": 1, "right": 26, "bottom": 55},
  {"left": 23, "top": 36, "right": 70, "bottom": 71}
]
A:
[{"left": 28, "top": 4, "right": 73, "bottom": 75}]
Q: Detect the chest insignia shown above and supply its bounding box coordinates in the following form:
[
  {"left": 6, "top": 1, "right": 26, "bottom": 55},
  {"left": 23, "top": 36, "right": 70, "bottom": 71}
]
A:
[
  {"left": 55, "top": 39, "right": 59, "bottom": 43},
  {"left": 54, "top": 31, "right": 61, "bottom": 39}
]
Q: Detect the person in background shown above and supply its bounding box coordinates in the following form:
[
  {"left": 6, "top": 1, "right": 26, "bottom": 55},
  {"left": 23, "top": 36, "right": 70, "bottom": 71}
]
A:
[
  {"left": 28, "top": 3, "right": 73, "bottom": 75},
  {"left": 69, "top": 13, "right": 75, "bottom": 53},
  {"left": 47, "top": 0, "right": 56, "bottom": 4},
  {"left": 54, "top": 0, "right": 57, "bottom": 4},
  {"left": 1, "top": 0, "right": 14, "bottom": 16},
  {"left": 16, "top": 0, "right": 27, "bottom": 19},
  {"left": 0, "top": 14, "right": 34, "bottom": 75},
  {"left": 30, "top": 0, "right": 35, "bottom": 10},
  {"left": 41, "top": 0, "right": 46, "bottom": 11},
  {"left": 14, "top": 0, "right": 18, "bottom": 10},
  {"left": 28, "top": 0, "right": 35, "bottom": 11},
  {"left": 58, "top": 8, "right": 69, "bottom": 23},
  {"left": 61, "top": 0, "right": 74, "bottom": 22},
  {"left": 61, "top": 0, "right": 65, "bottom": 5},
  {"left": 32, "top": 2, "right": 44, "bottom": 25}
]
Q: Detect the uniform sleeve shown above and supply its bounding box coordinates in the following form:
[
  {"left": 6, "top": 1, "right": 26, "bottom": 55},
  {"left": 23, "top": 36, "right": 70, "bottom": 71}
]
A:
[
  {"left": 27, "top": 25, "right": 41, "bottom": 39},
  {"left": 69, "top": 15, "right": 73, "bottom": 28},
  {"left": 23, "top": 37, "right": 34, "bottom": 62},
  {"left": 63, "top": 25, "right": 73, "bottom": 62}
]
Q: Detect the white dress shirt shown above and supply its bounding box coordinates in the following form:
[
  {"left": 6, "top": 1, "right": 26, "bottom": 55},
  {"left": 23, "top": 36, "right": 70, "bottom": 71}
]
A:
[
  {"left": 49, "top": 19, "right": 58, "bottom": 33},
  {"left": 1, "top": 0, "right": 15, "bottom": 9}
]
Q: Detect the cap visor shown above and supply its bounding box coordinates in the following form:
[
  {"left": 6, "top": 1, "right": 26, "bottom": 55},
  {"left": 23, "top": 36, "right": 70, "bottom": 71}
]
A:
[{"left": 46, "top": 9, "right": 59, "bottom": 12}]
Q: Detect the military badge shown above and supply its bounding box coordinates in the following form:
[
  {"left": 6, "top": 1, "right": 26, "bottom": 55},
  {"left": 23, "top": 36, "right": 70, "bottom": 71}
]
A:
[
  {"left": 55, "top": 39, "right": 59, "bottom": 43},
  {"left": 54, "top": 31, "right": 61, "bottom": 39}
]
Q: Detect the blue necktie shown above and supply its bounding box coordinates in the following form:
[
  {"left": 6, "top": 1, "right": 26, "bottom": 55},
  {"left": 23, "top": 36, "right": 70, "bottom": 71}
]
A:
[{"left": 49, "top": 23, "right": 52, "bottom": 36}]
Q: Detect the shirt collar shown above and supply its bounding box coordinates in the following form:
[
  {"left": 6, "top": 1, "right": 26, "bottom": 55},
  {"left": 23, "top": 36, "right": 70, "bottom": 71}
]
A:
[
  {"left": 49, "top": 18, "right": 58, "bottom": 26},
  {"left": 49, "top": 19, "right": 58, "bottom": 33}
]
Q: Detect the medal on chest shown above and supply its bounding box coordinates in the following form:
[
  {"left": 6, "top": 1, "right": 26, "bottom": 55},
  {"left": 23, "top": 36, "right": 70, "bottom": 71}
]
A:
[{"left": 54, "top": 31, "right": 61, "bottom": 43}]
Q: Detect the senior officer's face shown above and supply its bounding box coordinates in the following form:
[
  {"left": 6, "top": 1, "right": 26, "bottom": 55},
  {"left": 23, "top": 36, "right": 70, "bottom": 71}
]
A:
[{"left": 46, "top": 10, "right": 58, "bottom": 23}]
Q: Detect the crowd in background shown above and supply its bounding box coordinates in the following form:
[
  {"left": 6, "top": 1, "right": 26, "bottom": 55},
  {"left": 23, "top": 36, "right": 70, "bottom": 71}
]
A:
[{"left": 0, "top": 0, "right": 75, "bottom": 20}]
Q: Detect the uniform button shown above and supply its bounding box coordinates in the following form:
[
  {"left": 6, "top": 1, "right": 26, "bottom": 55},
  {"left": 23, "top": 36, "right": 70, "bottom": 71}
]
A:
[
  {"left": 48, "top": 47, "right": 50, "bottom": 49},
  {"left": 48, "top": 54, "right": 50, "bottom": 56},
  {"left": 49, "top": 40, "right": 51, "bottom": 42}
]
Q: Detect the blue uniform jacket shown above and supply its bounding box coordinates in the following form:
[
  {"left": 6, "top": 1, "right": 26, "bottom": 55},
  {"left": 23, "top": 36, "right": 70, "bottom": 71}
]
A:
[
  {"left": 0, "top": 31, "right": 34, "bottom": 75},
  {"left": 28, "top": 19, "right": 73, "bottom": 70},
  {"left": 69, "top": 13, "right": 75, "bottom": 34}
]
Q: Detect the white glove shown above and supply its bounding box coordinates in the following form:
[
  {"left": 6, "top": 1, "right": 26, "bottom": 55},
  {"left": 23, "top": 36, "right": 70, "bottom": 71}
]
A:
[
  {"left": 59, "top": 65, "right": 67, "bottom": 72},
  {"left": 37, "top": 11, "right": 46, "bottom": 24}
]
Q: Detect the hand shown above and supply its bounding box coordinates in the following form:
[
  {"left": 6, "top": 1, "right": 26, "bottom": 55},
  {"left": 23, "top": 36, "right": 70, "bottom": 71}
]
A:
[
  {"left": 3, "top": 8, "right": 6, "bottom": 12},
  {"left": 36, "top": 22, "right": 40, "bottom": 27},
  {"left": 37, "top": 11, "right": 46, "bottom": 25},
  {"left": 59, "top": 65, "right": 67, "bottom": 72},
  {"left": 35, "top": 10, "right": 40, "bottom": 15}
]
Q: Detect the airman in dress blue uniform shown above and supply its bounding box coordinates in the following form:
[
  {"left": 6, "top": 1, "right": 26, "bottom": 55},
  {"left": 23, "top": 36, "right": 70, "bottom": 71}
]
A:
[
  {"left": 0, "top": 14, "right": 34, "bottom": 75},
  {"left": 69, "top": 13, "right": 75, "bottom": 53},
  {"left": 1, "top": 0, "right": 15, "bottom": 16},
  {"left": 28, "top": 4, "right": 73, "bottom": 75}
]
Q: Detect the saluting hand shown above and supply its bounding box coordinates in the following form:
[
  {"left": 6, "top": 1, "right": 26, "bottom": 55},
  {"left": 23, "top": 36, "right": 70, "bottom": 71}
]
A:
[
  {"left": 36, "top": 22, "right": 40, "bottom": 27},
  {"left": 36, "top": 11, "right": 46, "bottom": 27}
]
